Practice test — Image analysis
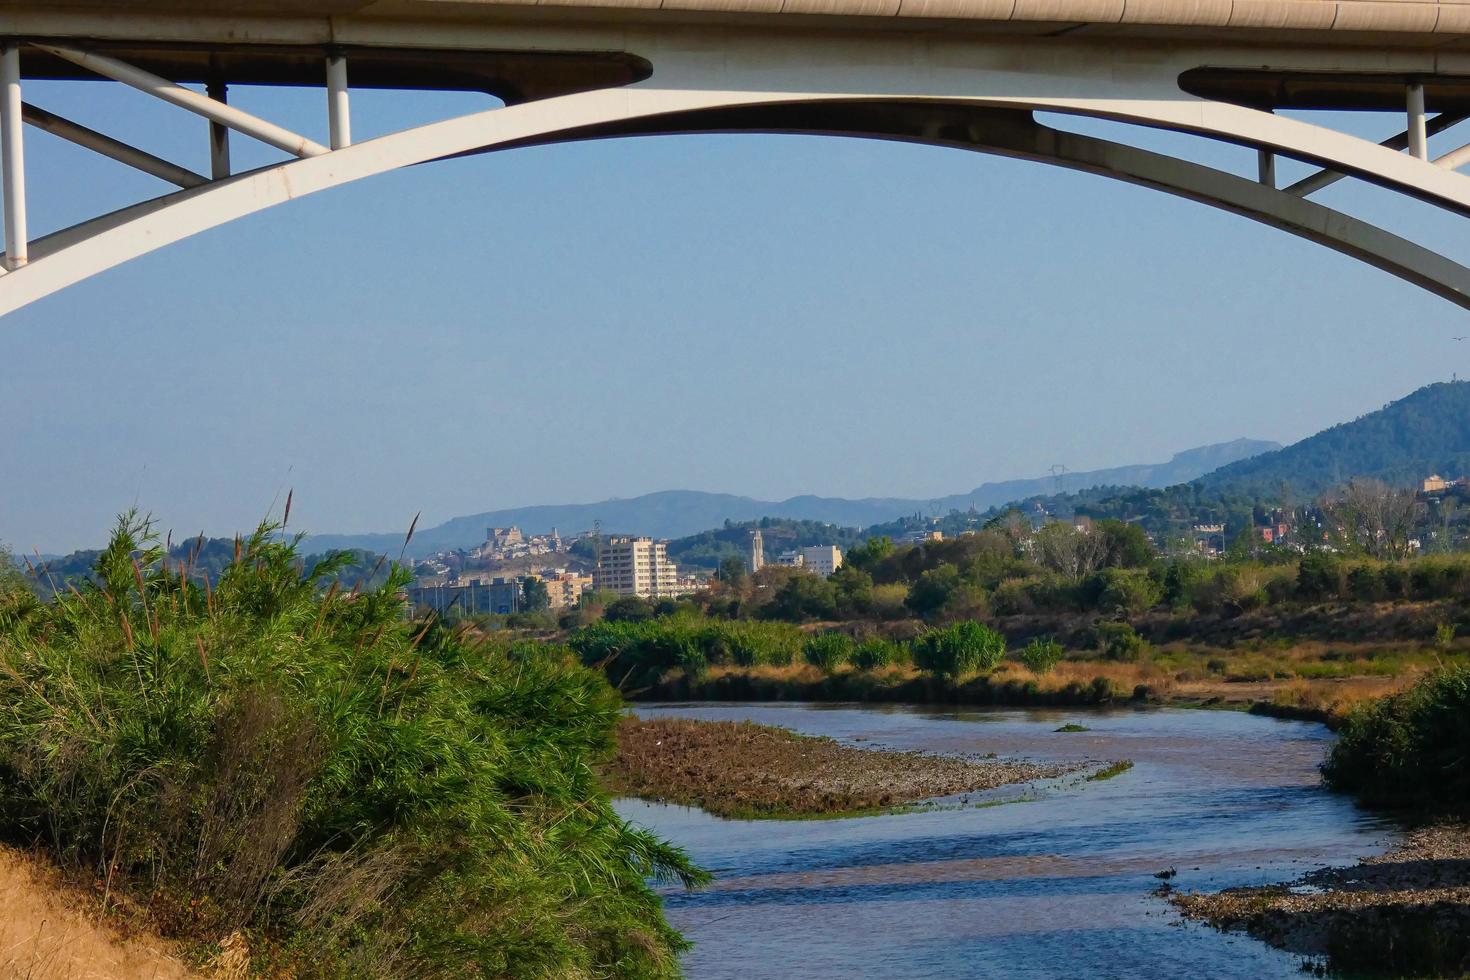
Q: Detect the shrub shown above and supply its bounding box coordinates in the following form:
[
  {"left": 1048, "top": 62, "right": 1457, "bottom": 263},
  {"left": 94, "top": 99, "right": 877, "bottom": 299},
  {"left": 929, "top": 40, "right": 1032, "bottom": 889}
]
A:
[
  {"left": 1297, "top": 552, "right": 1345, "bottom": 600},
  {"left": 711, "top": 619, "right": 800, "bottom": 668},
  {"left": 570, "top": 617, "right": 698, "bottom": 689},
  {"left": 604, "top": 595, "right": 655, "bottom": 622},
  {"left": 912, "top": 621, "right": 1006, "bottom": 678},
  {"left": 0, "top": 513, "right": 704, "bottom": 979},
  {"left": 990, "top": 578, "right": 1035, "bottom": 615},
  {"left": 1348, "top": 564, "right": 1386, "bottom": 602},
  {"left": 1323, "top": 666, "right": 1470, "bottom": 808},
  {"left": 851, "top": 637, "right": 905, "bottom": 671},
  {"left": 870, "top": 583, "right": 910, "bottom": 620},
  {"left": 1162, "top": 560, "right": 1205, "bottom": 610},
  {"left": 1380, "top": 563, "right": 1410, "bottom": 600},
  {"left": 803, "top": 632, "right": 855, "bottom": 671},
  {"left": 1095, "top": 621, "right": 1149, "bottom": 662},
  {"left": 1018, "top": 638, "right": 1064, "bottom": 675}
]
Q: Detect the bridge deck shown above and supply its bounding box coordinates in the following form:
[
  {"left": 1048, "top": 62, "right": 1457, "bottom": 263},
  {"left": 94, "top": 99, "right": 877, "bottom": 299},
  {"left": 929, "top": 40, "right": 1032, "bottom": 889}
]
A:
[{"left": 1, "top": 0, "right": 1467, "bottom": 46}]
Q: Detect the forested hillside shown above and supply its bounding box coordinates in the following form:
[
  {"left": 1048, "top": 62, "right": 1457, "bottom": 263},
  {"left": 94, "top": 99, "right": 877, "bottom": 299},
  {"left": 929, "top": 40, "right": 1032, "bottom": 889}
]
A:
[{"left": 1197, "top": 381, "right": 1470, "bottom": 498}]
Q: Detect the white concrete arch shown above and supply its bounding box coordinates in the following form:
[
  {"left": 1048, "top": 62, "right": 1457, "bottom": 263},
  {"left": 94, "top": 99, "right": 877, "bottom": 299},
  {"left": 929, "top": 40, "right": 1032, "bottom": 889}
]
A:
[{"left": 1, "top": 85, "right": 1469, "bottom": 316}]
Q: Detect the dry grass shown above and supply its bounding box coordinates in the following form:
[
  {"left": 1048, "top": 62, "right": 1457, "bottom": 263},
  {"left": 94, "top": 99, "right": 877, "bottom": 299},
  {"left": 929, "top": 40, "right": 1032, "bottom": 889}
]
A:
[
  {"left": 687, "top": 645, "right": 1432, "bottom": 722},
  {"left": 0, "top": 846, "right": 198, "bottom": 980}
]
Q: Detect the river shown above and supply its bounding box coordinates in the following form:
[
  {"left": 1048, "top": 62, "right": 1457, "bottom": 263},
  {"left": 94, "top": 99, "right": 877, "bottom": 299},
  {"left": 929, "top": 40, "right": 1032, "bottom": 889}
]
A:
[{"left": 617, "top": 702, "right": 1397, "bottom": 979}]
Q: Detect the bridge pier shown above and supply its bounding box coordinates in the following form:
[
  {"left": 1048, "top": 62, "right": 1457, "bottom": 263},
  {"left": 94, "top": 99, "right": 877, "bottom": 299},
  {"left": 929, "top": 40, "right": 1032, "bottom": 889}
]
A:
[{"left": 1, "top": 43, "right": 26, "bottom": 271}]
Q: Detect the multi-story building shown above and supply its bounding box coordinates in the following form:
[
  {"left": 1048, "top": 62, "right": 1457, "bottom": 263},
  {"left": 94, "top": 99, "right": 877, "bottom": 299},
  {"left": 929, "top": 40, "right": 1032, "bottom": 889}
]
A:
[
  {"left": 540, "top": 571, "right": 594, "bottom": 610},
  {"left": 408, "top": 576, "right": 522, "bottom": 616},
  {"left": 595, "top": 536, "right": 684, "bottom": 598},
  {"left": 800, "top": 545, "right": 843, "bottom": 578},
  {"left": 748, "top": 529, "right": 765, "bottom": 573}
]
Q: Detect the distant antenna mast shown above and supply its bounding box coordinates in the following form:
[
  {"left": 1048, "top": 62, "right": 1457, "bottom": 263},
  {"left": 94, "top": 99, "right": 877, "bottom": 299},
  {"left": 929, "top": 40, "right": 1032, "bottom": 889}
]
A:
[{"left": 1050, "top": 464, "right": 1069, "bottom": 497}]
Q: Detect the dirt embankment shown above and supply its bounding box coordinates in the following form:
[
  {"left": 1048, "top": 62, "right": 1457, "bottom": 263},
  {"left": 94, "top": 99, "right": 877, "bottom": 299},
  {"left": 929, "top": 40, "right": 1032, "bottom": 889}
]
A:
[
  {"left": 606, "top": 716, "right": 1078, "bottom": 819},
  {"left": 1173, "top": 821, "right": 1470, "bottom": 977},
  {"left": 0, "top": 845, "right": 201, "bottom": 980}
]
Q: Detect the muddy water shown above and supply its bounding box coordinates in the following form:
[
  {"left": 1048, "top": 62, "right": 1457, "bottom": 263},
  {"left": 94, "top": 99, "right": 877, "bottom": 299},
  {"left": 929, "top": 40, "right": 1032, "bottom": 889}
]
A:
[{"left": 617, "top": 703, "right": 1397, "bottom": 979}]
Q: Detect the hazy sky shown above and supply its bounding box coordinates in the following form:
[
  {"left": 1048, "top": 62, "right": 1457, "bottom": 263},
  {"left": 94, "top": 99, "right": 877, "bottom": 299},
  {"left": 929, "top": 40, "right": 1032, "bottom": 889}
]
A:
[{"left": 2, "top": 78, "right": 1467, "bottom": 553}]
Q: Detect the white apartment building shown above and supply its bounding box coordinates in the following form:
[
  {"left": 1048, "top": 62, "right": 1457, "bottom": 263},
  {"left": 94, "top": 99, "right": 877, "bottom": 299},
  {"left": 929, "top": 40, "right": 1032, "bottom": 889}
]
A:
[
  {"left": 595, "top": 536, "right": 685, "bottom": 598},
  {"left": 800, "top": 545, "right": 843, "bottom": 578}
]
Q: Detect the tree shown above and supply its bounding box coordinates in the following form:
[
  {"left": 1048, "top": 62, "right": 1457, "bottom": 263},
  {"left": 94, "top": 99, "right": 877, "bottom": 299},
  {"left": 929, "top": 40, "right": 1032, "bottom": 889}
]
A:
[
  {"left": 717, "top": 556, "right": 747, "bottom": 586},
  {"left": 844, "top": 536, "right": 894, "bottom": 571},
  {"left": 765, "top": 572, "right": 837, "bottom": 622},
  {"left": 521, "top": 576, "right": 550, "bottom": 612},
  {"left": 904, "top": 565, "right": 962, "bottom": 617},
  {"left": 604, "top": 595, "right": 654, "bottom": 622},
  {"left": 1032, "top": 522, "right": 1107, "bottom": 580},
  {"left": 829, "top": 565, "right": 873, "bottom": 617},
  {"left": 0, "top": 544, "right": 25, "bottom": 594},
  {"left": 1324, "top": 479, "right": 1422, "bottom": 559},
  {"left": 1095, "top": 519, "right": 1155, "bottom": 569}
]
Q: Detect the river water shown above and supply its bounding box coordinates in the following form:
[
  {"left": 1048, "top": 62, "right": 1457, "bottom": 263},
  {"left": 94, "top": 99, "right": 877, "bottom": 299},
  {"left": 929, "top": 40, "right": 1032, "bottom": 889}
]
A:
[{"left": 618, "top": 702, "right": 1398, "bottom": 979}]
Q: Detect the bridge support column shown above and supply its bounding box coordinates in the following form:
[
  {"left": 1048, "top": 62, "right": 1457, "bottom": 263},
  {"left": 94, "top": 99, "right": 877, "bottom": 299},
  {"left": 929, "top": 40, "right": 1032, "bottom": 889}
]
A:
[
  {"left": 207, "top": 80, "right": 230, "bottom": 180},
  {"left": 327, "top": 53, "right": 351, "bottom": 150},
  {"left": 1408, "top": 82, "right": 1428, "bottom": 160},
  {"left": 1257, "top": 150, "right": 1275, "bottom": 188},
  {"left": 1, "top": 43, "right": 26, "bottom": 270}
]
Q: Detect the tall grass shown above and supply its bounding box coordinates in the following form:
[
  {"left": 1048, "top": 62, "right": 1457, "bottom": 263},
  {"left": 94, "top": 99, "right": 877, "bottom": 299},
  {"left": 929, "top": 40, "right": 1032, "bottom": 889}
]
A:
[
  {"left": 0, "top": 511, "right": 704, "bottom": 978},
  {"left": 569, "top": 615, "right": 802, "bottom": 691}
]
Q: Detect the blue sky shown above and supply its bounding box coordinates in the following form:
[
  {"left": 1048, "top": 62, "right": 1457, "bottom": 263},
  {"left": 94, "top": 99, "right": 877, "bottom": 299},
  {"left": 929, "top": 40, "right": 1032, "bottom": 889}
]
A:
[{"left": 2, "top": 78, "right": 1467, "bottom": 552}]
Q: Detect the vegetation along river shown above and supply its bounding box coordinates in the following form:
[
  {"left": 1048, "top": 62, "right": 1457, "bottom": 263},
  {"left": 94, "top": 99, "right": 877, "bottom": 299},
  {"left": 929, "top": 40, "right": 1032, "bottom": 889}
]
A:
[{"left": 616, "top": 703, "right": 1397, "bottom": 979}]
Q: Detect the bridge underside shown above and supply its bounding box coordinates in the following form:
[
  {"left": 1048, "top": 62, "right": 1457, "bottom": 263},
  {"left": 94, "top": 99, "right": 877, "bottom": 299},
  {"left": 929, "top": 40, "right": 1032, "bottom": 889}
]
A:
[{"left": 0, "top": 1, "right": 1469, "bottom": 313}]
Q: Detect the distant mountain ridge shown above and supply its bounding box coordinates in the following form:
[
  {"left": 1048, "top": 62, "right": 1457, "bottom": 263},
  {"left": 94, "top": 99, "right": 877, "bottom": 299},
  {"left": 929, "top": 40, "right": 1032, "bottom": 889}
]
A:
[
  {"left": 1197, "top": 381, "right": 1470, "bottom": 498},
  {"left": 304, "top": 438, "right": 1279, "bottom": 558}
]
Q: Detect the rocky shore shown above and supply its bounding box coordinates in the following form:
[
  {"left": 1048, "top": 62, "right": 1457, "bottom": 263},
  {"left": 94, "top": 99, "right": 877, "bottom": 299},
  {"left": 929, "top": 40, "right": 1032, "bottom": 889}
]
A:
[
  {"left": 1173, "top": 821, "right": 1470, "bottom": 976},
  {"left": 606, "top": 715, "right": 1079, "bottom": 819}
]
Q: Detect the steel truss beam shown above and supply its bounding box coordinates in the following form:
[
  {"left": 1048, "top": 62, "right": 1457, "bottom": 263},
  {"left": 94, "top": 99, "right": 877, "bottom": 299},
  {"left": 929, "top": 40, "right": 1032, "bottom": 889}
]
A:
[
  {"left": 1288, "top": 112, "right": 1470, "bottom": 197},
  {"left": 22, "top": 104, "right": 205, "bottom": 188}
]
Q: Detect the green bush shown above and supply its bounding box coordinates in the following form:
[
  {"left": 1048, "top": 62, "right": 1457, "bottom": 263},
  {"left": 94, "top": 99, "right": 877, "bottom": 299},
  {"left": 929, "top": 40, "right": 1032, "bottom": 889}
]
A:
[
  {"left": 1348, "top": 564, "right": 1386, "bottom": 602},
  {"left": 1095, "top": 568, "right": 1162, "bottom": 617},
  {"left": 1297, "top": 551, "right": 1345, "bottom": 600},
  {"left": 1095, "top": 621, "right": 1149, "bottom": 662},
  {"left": 1018, "top": 638, "right": 1065, "bottom": 675},
  {"left": 803, "top": 631, "right": 856, "bottom": 671},
  {"left": 0, "top": 513, "right": 703, "bottom": 979},
  {"left": 851, "top": 637, "right": 905, "bottom": 671},
  {"left": 912, "top": 621, "right": 1005, "bottom": 678},
  {"left": 1162, "top": 560, "right": 1205, "bottom": 610},
  {"left": 990, "top": 577, "right": 1035, "bottom": 615},
  {"left": 1323, "top": 666, "right": 1470, "bottom": 809},
  {"left": 713, "top": 619, "right": 801, "bottom": 668}
]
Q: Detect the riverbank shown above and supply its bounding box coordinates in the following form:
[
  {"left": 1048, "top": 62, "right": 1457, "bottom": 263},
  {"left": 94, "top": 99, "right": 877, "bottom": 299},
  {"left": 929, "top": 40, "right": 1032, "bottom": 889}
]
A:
[
  {"left": 639, "top": 661, "right": 1405, "bottom": 729},
  {"left": 606, "top": 715, "right": 1082, "bottom": 818},
  {"left": 1173, "top": 821, "right": 1470, "bottom": 977}
]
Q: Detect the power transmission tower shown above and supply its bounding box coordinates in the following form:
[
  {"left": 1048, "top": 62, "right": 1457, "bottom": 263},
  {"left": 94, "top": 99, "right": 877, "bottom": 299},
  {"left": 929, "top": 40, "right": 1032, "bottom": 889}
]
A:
[{"left": 1050, "top": 464, "right": 1069, "bottom": 497}]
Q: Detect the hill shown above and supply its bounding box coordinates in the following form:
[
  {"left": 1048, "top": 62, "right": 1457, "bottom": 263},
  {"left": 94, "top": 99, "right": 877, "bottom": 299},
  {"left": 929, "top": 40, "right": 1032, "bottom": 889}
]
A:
[
  {"left": 1197, "top": 381, "right": 1470, "bottom": 498},
  {"left": 303, "top": 439, "right": 1277, "bottom": 558}
]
